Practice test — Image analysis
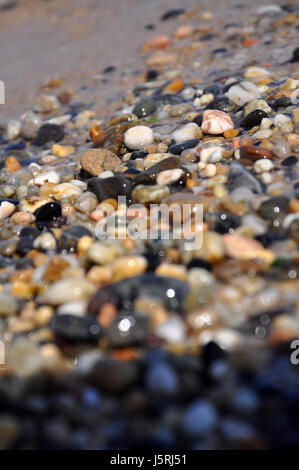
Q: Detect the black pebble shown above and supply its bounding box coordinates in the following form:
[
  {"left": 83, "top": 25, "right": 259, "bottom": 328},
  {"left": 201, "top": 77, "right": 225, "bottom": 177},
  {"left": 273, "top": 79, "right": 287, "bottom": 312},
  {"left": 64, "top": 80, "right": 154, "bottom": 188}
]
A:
[
  {"left": 106, "top": 313, "right": 150, "bottom": 348},
  {"left": 146, "top": 69, "right": 159, "bottom": 81},
  {"left": 213, "top": 212, "right": 240, "bottom": 234},
  {"left": 87, "top": 175, "right": 132, "bottom": 202},
  {"left": 192, "top": 114, "right": 202, "bottom": 126},
  {"left": 282, "top": 156, "right": 298, "bottom": 167},
  {"left": 50, "top": 314, "right": 102, "bottom": 343},
  {"left": 273, "top": 97, "right": 292, "bottom": 109},
  {"left": 160, "top": 8, "right": 185, "bottom": 21},
  {"left": 168, "top": 139, "right": 199, "bottom": 155},
  {"left": 186, "top": 258, "right": 212, "bottom": 271},
  {"left": 290, "top": 46, "right": 299, "bottom": 62},
  {"left": 20, "top": 227, "right": 40, "bottom": 239},
  {"left": 255, "top": 231, "right": 287, "bottom": 247},
  {"left": 16, "top": 237, "right": 34, "bottom": 256},
  {"left": 130, "top": 151, "right": 148, "bottom": 160},
  {"left": 33, "top": 124, "right": 64, "bottom": 146},
  {"left": 102, "top": 65, "right": 116, "bottom": 73},
  {"left": 34, "top": 202, "right": 62, "bottom": 228},
  {"left": 203, "top": 84, "right": 222, "bottom": 96},
  {"left": 241, "top": 109, "right": 268, "bottom": 129}
]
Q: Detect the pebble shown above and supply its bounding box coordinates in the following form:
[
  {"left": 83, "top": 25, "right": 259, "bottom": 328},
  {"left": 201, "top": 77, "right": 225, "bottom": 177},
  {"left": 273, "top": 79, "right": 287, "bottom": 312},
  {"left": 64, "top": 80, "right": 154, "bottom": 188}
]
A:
[
  {"left": 50, "top": 314, "right": 101, "bottom": 343},
  {"left": 88, "top": 240, "right": 123, "bottom": 265},
  {"left": 258, "top": 195, "right": 289, "bottom": 219},
  {"left": 133, "top": 98, "right": 157, "bottom": 118},
  {"left": 168, "top": 139, "right": 199, "bottom": 155},
  {"left": 40, "top": 278, "right": 96, "bottom": 305},
  {"left": 21, "top": 111, "right": 42, "bottom": 139},
  {"left": 145, "top": 362, "right": 178, "bottom": 396},
  {"left": 228, "top": 82, "right": 260, "bottom": 106},
  {"left": 5, "top": 119, "right": 21, "bottom": 141},
  {"left": 34, "top": 201, "right": 62, "bottom": 228},
  {"left": 241, "top": 109, "right": 268, "bottom": 129},
  {"left": 244, "top": 99, "right": 272, "bottom": 116},
  {"left": 223, "top": 234, "right": 275, "bottom": 264},
  {"left": 34, "top": 95, "right": 60, "bottom": 112},
  {"left": 132, "top": 184, "right": 170, "bottom": 204},
  {"left": 156, "top": 168, "right": 183, "bottom": 185},
  {"left": 253, "top": 159, "right": 274, "bottom": 174},
  {"left": 181, "top": 399, "right": 218, "bottom": 437},
  {"left": 33, "top": 124, "right": 64, "bottom": 146},
  {"left": 171, "top": 123, "right": 202, "bottom": 143},
  {"left": 33, "top": 232, "right": 57, "bottom": 250},
  {"left": 80, "top": 148, "right": 121, "bottom": 176},
  {"left": 88, "top": 175, "right": 131, "bottom": 202},
  {"left": 113, "top": 255, "right": 148, "bottom": 281},
  {"left": 200, "top": 146, "right": 223, "bottom": 163},
  {"left": 0, "top": 292, "right": 18, "bottom": 316},
  {"left": 33, "top": 170, "right": 60, "bottom": 186},
  {"left": 124, "top": 125, "right": 154, "bottom": 150},
  {"left": 201, "top": 110, "right": 234, "bottom": 134},
  {"left": 0, "top": 200, "right": 15, "bottom": 219}
]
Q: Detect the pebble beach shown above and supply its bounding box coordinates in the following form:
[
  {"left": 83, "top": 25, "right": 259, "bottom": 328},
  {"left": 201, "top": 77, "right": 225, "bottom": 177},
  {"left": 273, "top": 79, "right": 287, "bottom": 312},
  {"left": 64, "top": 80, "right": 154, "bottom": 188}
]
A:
[{"left": 0, "top": 0, "right": 299, "bottom": 450}]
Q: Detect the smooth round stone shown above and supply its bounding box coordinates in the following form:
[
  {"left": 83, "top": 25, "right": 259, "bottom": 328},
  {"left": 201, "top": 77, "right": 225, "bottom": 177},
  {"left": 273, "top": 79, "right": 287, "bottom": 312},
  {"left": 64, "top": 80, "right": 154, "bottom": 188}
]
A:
[
  {"left": 258, "top": 195, "right": 290, "bottom": 219},
  {"left": 228, "top": 81, "right": 260, "bottom": 106},
  {"left": 33, "top": 124, "right": 64, "bottom": 146},
  {"left": 87, "top": 176, "right": 132, "bottom": 202},
  {"left": 254, "top": 159, "right": 274, "bottom": 174},
  {"left": 50, "top": 314, "right": 101, "bottom": 343},
  {"left": 168, "top": 139, "right": 199, "bottom": 155},
  {"left": 88, "top": 240, "right": 123, "bottom": 264},
  {"left": 201, "top": 109, "right": 234, "bottom": 134},
  {"left": 171, "top": 122, "right": 202, "bottom": 143},
  {"left": 281, "top": 156, "right": 298, "bottom": 167},
  {"left": 132, "top": 156, "right": 180, "bottom": 185},
  {"left": 124, "top": 125, "right": 154, "bottom": 150},
  {"left": 145, "top": 362, "right": 178, "bottom": 396},
  {"left": 40, "top": 278, "right": 96, "bottom": 305},
  {"left": 241, "top": 109, "right": 268, "bottom": 129},
  {"left": 273, "top": 97, "right": 292, "bottom": 110},
  {"left": 168, "top": 103, "right": 190, "bottom": 117},
  {"left": 181, "top": 399, "right": 218, "bottom": 437},
  {"left": 106, "top": 313, "right": 150, "bottom": 347},
  {"left": 34, "top": 94, "right": 60, "bottom": 112},
  {"left": 133, "top": 98, "right": 157, "bottom": 118},
  {"left": 7, "top": 339, "right": 44, "bottom": 377},
  {"left": 5, "top": 120, "right": 21, "bottom": 141},
  {"left": 113, "top": 255, "right": 147, "bottom": 281},
  {"left": 33, "top": 171, "right": 60, "bottom": 186},
  {"left": 21, "top": 111, "right": 42, "bottom": 139},
  {"left": 33, "top": 232, "right": 56, "bottom": 250},
  {"left": 34, "top": 202, "right": 62, "bottom": 228},
  {"left": 73, "top": 191, "right": 98, "bottom": 214},
  {"left": 156, "top": 168, "right": 184, "bottom": 185}
]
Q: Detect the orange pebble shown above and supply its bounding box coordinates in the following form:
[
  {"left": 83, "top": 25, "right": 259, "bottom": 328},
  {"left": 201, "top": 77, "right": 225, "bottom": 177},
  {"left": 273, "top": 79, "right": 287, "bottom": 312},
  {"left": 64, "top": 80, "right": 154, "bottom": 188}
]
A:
[
  {"left": 97, "top": 302, "right": 117, "bottom": 328},
  {"left": 89, "top": 125, "right": 103, "bottom": 145},
  {"left": 163, "top": 77, "right": 184, "bottom": 93},
  {"left": 141, "top": 35, "right": 171, "bottom": 51},
  {"left": 242, "top": 38, "right": 258, "bottom": 47},
  {"left": 5, "top": 156, "right": 21, "bottom": 173}
]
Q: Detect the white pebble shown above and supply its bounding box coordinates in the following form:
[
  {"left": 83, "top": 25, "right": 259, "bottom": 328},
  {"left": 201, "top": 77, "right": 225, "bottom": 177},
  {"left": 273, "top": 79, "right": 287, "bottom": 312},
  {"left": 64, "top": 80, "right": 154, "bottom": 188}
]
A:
[
  {"left": 33, "top": 171, "right": 60, "bottom": 186},
  {"left": 156, "top": 168, "right": 183, "bottom": 185},
  {"left": 124, "top": 125, "right": 154, "bottom": 150},
  {"left": 5, "top": 120, "right": 21, "bottom": 141},
  {"left": 260, "top": 117, "right": 272, "bottom": 129},
  {"left": 99, "top": 171, "right": 114, "bottom": 179},
  {"left": 252, "top": 129, "right": 272, "bottom": 140},
  {"left": 199, "top": 93, "right": 214, "bottom": 105},
  {"left": 260, "top": 172, "right": 273, "bottom": 184},
  {"left": 202, "top": 163, "right": 216, "bottom": 178},
  {"left": 34, "top": 233, "right": 57, "bottom": 250},
  {"left": 274, "top": 113, "right": 292, "bottom": 128},
  {"left": 171, "top": 122, "right": 202, "bottom": 143},
  {"left": 253, "top": 158, "right": 274, "bottom": 174},
  {"left": 200, "top": 146, "right": 223, "bottom": 163},
  {"left": 228, "top": 81, "right": 260, "bottom": 106}
]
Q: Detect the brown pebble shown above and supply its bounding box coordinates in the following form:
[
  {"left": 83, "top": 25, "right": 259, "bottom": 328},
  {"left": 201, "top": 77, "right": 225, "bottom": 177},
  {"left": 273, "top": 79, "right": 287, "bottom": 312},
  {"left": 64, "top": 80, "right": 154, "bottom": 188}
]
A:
[
  {"left": 5, "top": 156, "right": 21, "bottom": 173},
  {"left": 80, "top": 148, "right": 121, "bottom": 176},
  {"left": 239, "top": 145, "right": 276, "bottom": 161}
]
